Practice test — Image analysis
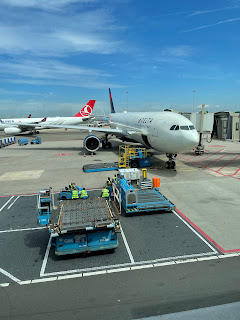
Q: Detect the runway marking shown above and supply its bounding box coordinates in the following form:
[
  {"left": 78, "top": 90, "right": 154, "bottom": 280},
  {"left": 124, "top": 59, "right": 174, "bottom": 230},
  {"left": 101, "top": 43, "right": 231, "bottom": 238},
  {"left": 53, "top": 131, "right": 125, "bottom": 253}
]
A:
[
  {"left": 0, "top": 227, "right": 45, "bottom": 233},
  {"left": 7, "top": 196, "right": 20, "bottom": 209},
  {"left": 173, "top": 210, "right": 218, "bottom": 253},
  {"left": 0, "top": 268, "right": 20, "bottom": 282},
  {"left": 203, "top": 154, "right": 228, "bottom": 168},
  {"left": 0, "top": 196, "right": 14, "bottom": 212},
  {"left": 40, "top": 235, "right": 52, "bottom": 277},
  {"left": 215, "top": 154, "right": 240, "bottom": 173},
  {"left": 193, "top": 149, "right": 225, "bottom": 163},
  {"left": 120, "top": 224, "right": 135, "bottom": 264}
]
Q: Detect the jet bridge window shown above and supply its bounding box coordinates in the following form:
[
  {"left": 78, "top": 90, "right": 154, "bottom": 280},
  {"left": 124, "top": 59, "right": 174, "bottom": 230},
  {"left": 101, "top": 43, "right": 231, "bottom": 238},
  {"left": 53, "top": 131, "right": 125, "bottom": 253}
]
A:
[
  {"left": 170, "top": 125, "right": 176, "bottom": 130},
  {"left": 180, "top": 126, "right": 189, "bottom": 130},
  {"left": 189, "top": 125, "right": 195, "bottom": 130}
]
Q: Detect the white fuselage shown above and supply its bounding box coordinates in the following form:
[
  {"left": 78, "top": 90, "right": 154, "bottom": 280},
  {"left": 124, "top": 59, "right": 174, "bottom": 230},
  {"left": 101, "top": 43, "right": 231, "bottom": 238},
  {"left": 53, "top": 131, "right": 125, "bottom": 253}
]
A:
[
  {"left": 109, "top": 112, "right": 199, "bottom": 153},
  {"left": 0, "top": 116, "right": 89, "bottom": 132}
]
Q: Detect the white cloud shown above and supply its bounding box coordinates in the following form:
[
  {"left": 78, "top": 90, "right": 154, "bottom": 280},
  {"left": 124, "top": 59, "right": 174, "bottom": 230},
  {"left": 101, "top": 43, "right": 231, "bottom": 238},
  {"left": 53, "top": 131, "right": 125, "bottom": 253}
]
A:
[{"left": 0, "top": 0, "right": 96, "bottom": 11}]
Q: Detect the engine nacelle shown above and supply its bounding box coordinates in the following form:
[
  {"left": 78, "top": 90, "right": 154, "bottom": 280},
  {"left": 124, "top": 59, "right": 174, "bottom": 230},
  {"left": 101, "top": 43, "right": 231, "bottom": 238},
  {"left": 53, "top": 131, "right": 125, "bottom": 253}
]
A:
[
  {"left": 4, "top": 127, "right": 22, "bottom": 135},
  {"left": 83, "top": 135, "right": 101, "bottom": 152}
]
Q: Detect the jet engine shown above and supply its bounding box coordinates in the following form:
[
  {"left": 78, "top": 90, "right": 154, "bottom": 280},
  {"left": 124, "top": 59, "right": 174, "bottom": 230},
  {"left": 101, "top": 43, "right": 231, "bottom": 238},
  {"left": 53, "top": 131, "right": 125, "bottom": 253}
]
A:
[
  {"left": 4, "top": 127, "right": 22, "bottom": 135},
  {"left": 83, "top": 135, "right": 101, "bottom": 152}
]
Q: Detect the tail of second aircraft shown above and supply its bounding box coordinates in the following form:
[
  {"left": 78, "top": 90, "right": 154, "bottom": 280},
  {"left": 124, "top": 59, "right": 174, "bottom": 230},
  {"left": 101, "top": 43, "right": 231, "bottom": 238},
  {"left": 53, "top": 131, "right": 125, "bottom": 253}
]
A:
[
  {"left": 73, "top": 100, "right": 96, "bottom": 117},
  {"left": 109, "top": 88, "right": 116, "bottom": 113}
]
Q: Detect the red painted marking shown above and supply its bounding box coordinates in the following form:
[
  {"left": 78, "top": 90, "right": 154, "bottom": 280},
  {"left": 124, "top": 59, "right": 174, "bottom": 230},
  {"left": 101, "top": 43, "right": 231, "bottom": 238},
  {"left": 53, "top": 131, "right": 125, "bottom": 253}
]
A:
[
  {"left": 215, "top": 154, "right": 240, "bottom": 173},
  {"left": 203, "top": 154, "right": 228, "bottom": 168},
  {"left": 193, "top": 149, "right": 224, "bottom": 163},
  {"left": 233, "top": 167, "right": 240, "bottom": 176},
  {"left": 175, "top": 208, "right": 240, "bottom": 253}
]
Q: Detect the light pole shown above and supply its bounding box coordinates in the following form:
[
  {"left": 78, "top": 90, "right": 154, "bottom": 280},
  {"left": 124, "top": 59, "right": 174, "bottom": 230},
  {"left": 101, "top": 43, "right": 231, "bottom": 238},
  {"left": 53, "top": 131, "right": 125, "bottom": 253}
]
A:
[
  {"left": 192, "top": 90, "right": 196, "bottom": 112},
  {"left": 126, "top": 91, "right": 128, "bottom": 112}
]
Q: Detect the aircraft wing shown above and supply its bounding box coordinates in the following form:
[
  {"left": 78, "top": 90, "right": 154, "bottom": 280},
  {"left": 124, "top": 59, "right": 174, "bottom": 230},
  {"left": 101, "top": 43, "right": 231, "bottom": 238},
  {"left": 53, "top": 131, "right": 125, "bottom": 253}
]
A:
[{"left": 11, "top": 122, "right": 144, "bottom": 136}]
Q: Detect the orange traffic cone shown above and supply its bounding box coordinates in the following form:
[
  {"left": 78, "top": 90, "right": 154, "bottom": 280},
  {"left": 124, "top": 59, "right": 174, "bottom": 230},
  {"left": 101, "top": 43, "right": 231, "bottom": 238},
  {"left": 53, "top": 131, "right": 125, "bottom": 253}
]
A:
[{"left": 84, "top": 153, "right": 86, "bottom": 157}]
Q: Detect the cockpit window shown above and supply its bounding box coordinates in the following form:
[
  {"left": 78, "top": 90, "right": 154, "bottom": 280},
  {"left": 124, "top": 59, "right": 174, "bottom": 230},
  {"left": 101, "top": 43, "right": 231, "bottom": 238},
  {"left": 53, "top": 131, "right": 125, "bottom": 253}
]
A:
[
  {"left": 175, "top": 125, "right": 179, "bottom": 130},
  {"left": 170, "top": 125, "right": 176, "bottom": 130},
  {"left": 189, "top": 125, "right": 195, "bottom": 130},
  {"left": 180, "top": 126, "right": 189, "bottom": 130}
]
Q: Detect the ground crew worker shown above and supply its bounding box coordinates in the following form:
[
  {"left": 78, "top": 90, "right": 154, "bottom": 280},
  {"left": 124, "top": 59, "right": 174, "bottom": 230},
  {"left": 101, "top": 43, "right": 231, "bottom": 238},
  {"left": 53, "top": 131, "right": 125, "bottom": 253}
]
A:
[
  {"left": 80, "top": 188, "right": 88, "bottom": 199},
  {"left": 106, "top": 177, "right": 112, "bottom": 193},
  {"left": 69, "top": 182, "right": 75, "bottom": 190},
  {"left": 102, "top": 187, "right": 110, "bottom": 198},
  {"left": 112, "top": 175, "right": 117, "bottom": 183},
  {"left": 72, "top": 188, "right": 79, "bottom": 200}
]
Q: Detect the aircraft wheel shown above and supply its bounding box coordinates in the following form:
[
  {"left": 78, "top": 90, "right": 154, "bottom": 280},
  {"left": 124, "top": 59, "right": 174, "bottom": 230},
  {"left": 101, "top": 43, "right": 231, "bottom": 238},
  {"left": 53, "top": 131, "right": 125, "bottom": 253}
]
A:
[
  {"left": 166, "top": 161, "right": 170, "bottom": 169},
  {"left": 131, "top": 160, "right": 139, "bottom": 168},
  {"left": 36, "top": 131, "right": 40, "bottom": 134},
  {"left": 171, "top": 161, "right": 176, "bottom": 169}
]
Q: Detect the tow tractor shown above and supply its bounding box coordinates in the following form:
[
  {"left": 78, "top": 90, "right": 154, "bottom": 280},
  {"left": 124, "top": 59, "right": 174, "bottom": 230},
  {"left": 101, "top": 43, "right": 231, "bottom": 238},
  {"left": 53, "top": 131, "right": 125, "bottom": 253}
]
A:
[
  {"left": 48, "top": 197, "right": 120, "bottom": 256},
  {"left": 59, "top": 185, "right": 83, "bottom": 200},
  {"left": 30, "top": 137, "right": 42, "bottom": 144},
  {"left": 37, "top": 188, "right": 54, "bottom": 225},
  {"left": 112, "top": 170, "right": 175, "bottom": 214}
]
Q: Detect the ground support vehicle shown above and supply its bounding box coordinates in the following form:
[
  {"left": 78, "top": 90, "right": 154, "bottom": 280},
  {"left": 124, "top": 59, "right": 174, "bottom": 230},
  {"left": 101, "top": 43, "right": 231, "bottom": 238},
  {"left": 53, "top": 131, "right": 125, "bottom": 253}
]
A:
[
  {"left": 59, "top": 186, "right": 83, "bottom": 200},
  {"left": 37, "top": 188, "right": 54, "bottom": 225},
  {"left": 18, "top": 138, "right": 28, "bottom": 145},
  {"left": 30, "top": 137, "right": 42, "bottom": 144},
  {"left": 113, "top": 178, "right": 175, "bottom": 214},
  {"left": 118, "top": 145, "right": 151, "bottom": 169},
  {"left": 48, "top": 198, "right": 120, "bottom": 256}
]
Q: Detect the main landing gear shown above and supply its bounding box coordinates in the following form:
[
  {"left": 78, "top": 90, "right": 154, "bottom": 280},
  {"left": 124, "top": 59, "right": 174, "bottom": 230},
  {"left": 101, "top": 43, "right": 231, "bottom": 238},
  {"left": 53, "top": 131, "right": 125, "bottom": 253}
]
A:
[
  {"left": 102, "top": 134, "right": 112, "bottom": 149},
  {"left": 166, "top": 153, "right": 177, "bottom": 171}
]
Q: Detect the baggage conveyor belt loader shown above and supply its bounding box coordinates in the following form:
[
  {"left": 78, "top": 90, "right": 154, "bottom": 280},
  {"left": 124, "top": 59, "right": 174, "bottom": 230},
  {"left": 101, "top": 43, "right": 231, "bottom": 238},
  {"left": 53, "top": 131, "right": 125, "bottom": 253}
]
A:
[{"left": 48, "top": 197, "right": 120, "bottom": 256}]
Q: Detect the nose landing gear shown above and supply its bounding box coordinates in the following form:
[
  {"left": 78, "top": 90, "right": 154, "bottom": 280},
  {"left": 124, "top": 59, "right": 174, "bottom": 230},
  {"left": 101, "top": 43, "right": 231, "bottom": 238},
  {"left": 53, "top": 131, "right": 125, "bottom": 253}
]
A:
[{"left": 166, "top": 154, "right": 177, "bottom": 171}]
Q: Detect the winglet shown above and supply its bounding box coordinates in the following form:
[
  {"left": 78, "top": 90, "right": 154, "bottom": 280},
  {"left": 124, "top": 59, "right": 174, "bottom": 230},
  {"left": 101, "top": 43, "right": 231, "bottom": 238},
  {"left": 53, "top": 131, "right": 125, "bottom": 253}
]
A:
[
  {"left": 109, "top": 88, "right": 115, "bottom": 113},
  {"left": 28, "top": 114, "right": 32, "bottom": 118},
  {"left": 73, "top": 100, "right": 96, "bottom": 117}
]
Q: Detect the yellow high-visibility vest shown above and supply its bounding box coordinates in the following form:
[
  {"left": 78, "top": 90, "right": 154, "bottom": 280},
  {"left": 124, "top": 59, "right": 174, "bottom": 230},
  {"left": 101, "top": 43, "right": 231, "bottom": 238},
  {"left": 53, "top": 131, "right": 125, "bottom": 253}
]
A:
[
  {"left": 72, "top": 190, "right": 79, "bottom": 199},
  {"left": 80, "top": 189, "right": 88, "bottom": 198},
  {"left": 102, "top": 188, "right": 109, "bottom": 198}
]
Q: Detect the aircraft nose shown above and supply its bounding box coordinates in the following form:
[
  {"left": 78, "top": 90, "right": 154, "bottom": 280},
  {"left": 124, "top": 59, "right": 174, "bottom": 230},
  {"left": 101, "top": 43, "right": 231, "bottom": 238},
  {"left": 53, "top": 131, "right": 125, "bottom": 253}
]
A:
[{"left": 183, "top": 131, "right": 199, "bottom": 149}]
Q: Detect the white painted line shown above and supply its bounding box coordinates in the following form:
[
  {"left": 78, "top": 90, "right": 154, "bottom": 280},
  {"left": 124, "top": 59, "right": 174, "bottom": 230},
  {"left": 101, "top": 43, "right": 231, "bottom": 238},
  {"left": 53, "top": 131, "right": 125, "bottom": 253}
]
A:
[
  {"left": 42, "top": 252, "right": 214, "bottom": 278},
  {"left": 0, "top": 196, "right": 14, "bottom": 212},
  {"left": 40, "top": 235, "right": 52, "bottom": 277},
  {"left": 107, "top": 267, "right": 131, "bottom": 273},
  {"left": 32, "top": 277, "right": 57, "bottom": 284},
  {"left": 131, "top": 264, "right": 154, "bottom": 270},
  {"left": 83, "top": 270, "right": 107, "bottom": 277},
  {"left": 0, "top": 268, "right": 20, "bottom": 282},
  {"left": 0, "top": 283, "right": 10, "bottom": 287},
  {"left": 7, "top": 196, "right": 20, "bottom": 209},
  {"left": 120, "top": 224, "right": 135, "bottom": 264},
  {"left": 153, "top": 261, "right": 176, "bottom": 267},
  {"left": 219, "top": 253, "right": 239, "bottom": 259},
  {"left": 19, "top": 280, "right": 32, "bottom": 285},
  {"left": 173, "top": 210, "right": 218, "bottom": 254},
  {"left": 57, "top": 274, "right": 83, "bottom": 281},
  {"left": 197, "top": 256, "right": 219, "bottom": 261},
  {"left": 175, "top": 258, "right": 198, "bottom": 264},
  {"left": 0, "top": 227, "right": 45, "bottom": 234}
]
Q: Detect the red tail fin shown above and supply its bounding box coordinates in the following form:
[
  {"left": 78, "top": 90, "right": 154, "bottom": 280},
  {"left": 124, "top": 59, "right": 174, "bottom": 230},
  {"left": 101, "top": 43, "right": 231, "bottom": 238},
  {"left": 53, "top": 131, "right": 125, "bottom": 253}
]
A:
[
  {"left": 28, "top": 114, "right": 31, "bottom": 118},
  {"left": 73, "top": 100, "right": 96, "bottom": 117}
]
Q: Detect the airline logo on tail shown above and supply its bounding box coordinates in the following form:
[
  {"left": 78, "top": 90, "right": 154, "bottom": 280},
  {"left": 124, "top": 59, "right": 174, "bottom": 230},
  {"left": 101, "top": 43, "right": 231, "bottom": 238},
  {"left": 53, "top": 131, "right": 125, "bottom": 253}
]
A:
[
  {"left": 73, "top": 100, "right": 96, "bottom": 118},
  {"left": 109, "top": 88, "right": 116, "bottom": 113}
]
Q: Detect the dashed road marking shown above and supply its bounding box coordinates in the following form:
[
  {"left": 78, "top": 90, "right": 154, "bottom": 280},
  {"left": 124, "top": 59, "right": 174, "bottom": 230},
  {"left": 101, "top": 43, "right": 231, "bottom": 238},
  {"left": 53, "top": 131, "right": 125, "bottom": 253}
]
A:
[{"left": 7, "top": 196, "right": 20, "bottom": 209}]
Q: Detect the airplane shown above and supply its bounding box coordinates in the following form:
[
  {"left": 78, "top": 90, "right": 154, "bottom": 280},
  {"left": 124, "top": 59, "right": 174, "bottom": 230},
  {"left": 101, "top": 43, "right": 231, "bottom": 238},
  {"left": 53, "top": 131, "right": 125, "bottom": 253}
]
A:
[
  {"left": 8, "top": 90, "right": 199, "bottom": 169},
  {"left": 0, "top": 100, "right": 96, "bottom": 135}
]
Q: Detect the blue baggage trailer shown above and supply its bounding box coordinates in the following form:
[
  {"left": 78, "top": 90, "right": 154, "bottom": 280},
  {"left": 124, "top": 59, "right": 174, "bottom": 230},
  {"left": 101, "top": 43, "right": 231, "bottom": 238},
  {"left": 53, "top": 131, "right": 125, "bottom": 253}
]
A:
[
  {"left": 18, "top": 138, "right": 28, "bottom": 145},
  {"left": 113, "top": 178, "right": 175, "bottom": 214},
  {"left": 37, "top": 188, "right": 53, "bottom": 226},
  {"left": 48, "top": 197, "right": 120, "bottom": 256}
]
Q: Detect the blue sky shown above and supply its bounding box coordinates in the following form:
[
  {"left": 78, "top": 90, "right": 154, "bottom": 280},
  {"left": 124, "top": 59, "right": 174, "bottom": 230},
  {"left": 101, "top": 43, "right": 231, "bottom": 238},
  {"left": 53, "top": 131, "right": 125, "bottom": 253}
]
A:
[{"left": 0, "top": 0, "right": 240, "bottom": 117}]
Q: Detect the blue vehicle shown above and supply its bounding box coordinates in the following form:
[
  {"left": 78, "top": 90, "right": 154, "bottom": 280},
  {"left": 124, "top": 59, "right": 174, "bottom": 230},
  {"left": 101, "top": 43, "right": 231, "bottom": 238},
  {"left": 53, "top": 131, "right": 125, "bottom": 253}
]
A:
[
  {"left": 113, "top": 178, "right": 175, "bottom": 214},
  {"left": 48, "top": 197, "right": 120, "bottom": 256},
  {"left": 30, "top": 137, "right": 42, "bottom": 144},
  {"left": 59, "top": 186, "right": 83, "bottom": 200},
  {"left": 37, "top": 188, "right": 53, "bottom": 226},
  {"left": 18, "top": 138, "right": 28, "bottom": 145}
]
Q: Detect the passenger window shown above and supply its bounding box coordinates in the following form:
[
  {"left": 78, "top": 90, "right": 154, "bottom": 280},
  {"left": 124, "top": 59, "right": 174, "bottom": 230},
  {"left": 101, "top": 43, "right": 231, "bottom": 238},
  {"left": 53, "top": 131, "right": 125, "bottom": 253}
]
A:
[
  {"left": 175, "top": 125, "right": 179, "bottom": 130},
  {"left": 170, "top": 125, "right": 176, "bottom": 130},
  {"left": 180, "top": 126, "right": 189, "bottom": 130}
]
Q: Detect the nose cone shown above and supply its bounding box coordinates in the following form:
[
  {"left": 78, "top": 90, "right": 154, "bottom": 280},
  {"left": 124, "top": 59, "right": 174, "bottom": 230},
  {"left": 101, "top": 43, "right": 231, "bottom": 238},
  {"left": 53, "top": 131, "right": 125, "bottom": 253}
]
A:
[{"left": 183, "top": 131, "right": 199, "bottom": 150}]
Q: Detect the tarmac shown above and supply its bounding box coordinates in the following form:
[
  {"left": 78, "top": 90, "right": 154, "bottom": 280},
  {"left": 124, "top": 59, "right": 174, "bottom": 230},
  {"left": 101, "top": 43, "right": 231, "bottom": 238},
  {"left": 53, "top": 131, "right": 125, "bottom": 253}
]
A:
[{"left": 0, "top": 129, "right": 240, "bottom": 319}]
